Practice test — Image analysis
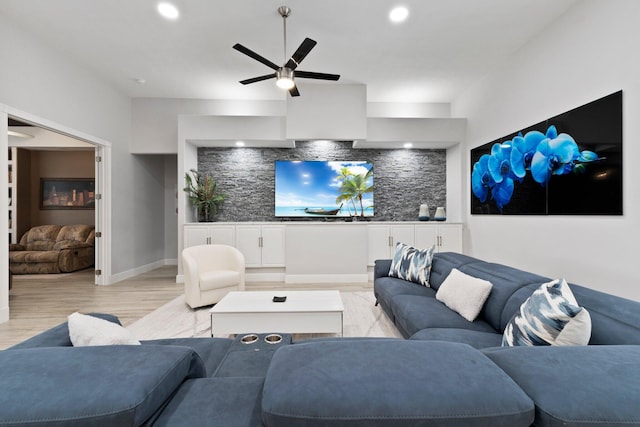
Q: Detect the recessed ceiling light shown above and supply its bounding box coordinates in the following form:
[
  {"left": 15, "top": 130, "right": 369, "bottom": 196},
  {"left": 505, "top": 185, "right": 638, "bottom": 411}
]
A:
[
  {"left": 157, "top": 2, "right": 179, "bottom": 20},
  {"left": 403, "top": 142, "right": 413, "bottom": 149},
  {"left": 235, "top": 141, "right": 245, "bottom": 147},
  {"left": 389, "top": 6, "right": 409, "bottom": 23}
]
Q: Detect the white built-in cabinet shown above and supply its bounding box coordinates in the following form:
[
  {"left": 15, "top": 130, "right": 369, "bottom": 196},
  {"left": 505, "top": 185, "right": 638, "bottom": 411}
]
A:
[
  {"left": 183, "top": 225, "right": 235, "bottom": 248},
  {"left": 367, "top": 222, "right": 462, "bottom": 265},
  {"left": 414, "top": 224, "right": 463, "bottom": 253},
  {"left": 182, "top": 222, "right": 462, "bottom": 282},
  {"left": 235, "top": 225, "right": 286, "bottom": 267},
  {"left": 367, "top": 224, "right": 415, "bottom": 263},
  {"left": 367, "top": 223, "right": 462, "bottom": 265}
]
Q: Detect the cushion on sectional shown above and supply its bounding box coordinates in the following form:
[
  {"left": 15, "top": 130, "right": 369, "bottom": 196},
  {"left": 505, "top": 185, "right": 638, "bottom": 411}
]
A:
[
  {"left": 262, "top": 340, "right": 534, "bottom": 427},
  {"left": 68, "top": 312, "right": 140, "bottom": 346},
  {"left": 569, "top": 283, "right": 640, "bottom": 345},
  {"left": 458, "top": 261, "right": 551, "bottom": 331},
  {"left": 410, "top": 328, "right": 503, "bottom": 349},
  {"left": 374, "top": 276, "right": 436, "bottom": 307},
  {"left": 435, "top": 268, "right": 493, "bottom": 321},
  {"left": 427, "top": 251, "right": 481, "bottom": 289},
  {"left": 153, "top": 377, "right": 264, "bottom": 427},
  {"left": 388, "top": 242, "right": 435, "bottom": 286},
  {"left": 483, "top": 345, "right": 640, "bottom": 427},
  {"left": 391, "top": 295, "right": 497, "bottom": 337},
  {"left": 502, "top": 278, "right": 591, "bottom": 347},
  {"left": 373, "top": 259, "right": 393, "bottom": 280},
  {"left": 0, "top": 345, "right": 206, "bottom": 426},
  {"left": 142, "top": 337, "right": 233, "bottom": 377}
]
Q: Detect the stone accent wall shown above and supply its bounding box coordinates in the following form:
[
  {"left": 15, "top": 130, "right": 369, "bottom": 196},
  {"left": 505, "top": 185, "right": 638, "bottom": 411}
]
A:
[{"left": 197, "top": 141, "right": 445, "bottom": 222}]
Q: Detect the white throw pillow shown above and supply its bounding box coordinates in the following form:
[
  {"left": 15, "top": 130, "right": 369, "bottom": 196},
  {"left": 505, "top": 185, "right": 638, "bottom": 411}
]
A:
[
  {"left": 435, "top": 269, "right": 493, "bottom": 322},
  {"left": 68, "top": 312, "right": 140, "bottom": 346},
  {"left": 502, "top": 278, "right": 591, "bottom": 347}
]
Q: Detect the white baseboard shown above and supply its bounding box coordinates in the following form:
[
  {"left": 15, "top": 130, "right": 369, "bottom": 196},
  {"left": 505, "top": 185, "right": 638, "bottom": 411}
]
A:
[
  {"left": 285, "top": 274, "right": 369, "bottom": 284},
  {"left": 0, "top": 306, "right": 8, "bottom": 324},
  {"left": 109, "top": 259, "right": 169, "bottom": 284},
  {"left": 176, "top": 272, "right": 366, "bottom": 285},
  {"left": 246, "top": 272, "right": 286, "bottom": 283},
  {"left": 165, "top": 258, "right": 178, "bottom": 266},
  {"left": 176, "top": 272, "right": 284, "bottom": 284}
]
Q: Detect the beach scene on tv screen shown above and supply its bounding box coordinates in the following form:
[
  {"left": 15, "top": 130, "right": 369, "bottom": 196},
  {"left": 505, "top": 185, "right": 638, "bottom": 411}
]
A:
[{"left": 275, "top": 160, "right": 374, "bottom": 217}]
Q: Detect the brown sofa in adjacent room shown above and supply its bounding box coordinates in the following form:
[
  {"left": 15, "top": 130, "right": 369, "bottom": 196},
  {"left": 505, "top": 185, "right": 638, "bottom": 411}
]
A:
[{"left": 9, "top": 224, "right": 95, "bottom": 274}]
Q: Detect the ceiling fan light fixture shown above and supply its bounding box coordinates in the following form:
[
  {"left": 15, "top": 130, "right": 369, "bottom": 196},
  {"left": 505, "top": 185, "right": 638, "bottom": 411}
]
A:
[
  {"left": 233, "top": 6, "right": 339, "bottom": 97},
  {"left": 276, "top": 67, "right": 295, "bottom": 89}
]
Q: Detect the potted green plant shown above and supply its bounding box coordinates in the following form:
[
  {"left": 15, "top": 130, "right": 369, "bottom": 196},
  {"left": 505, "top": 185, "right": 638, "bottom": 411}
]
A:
[{"left": 184, "top": 169, "right": 226, "bottom": 222}]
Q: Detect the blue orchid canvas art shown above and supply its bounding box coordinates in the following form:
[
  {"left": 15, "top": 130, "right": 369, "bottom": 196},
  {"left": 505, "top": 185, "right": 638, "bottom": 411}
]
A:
[{"left": 470, "top": 91, "right": 622, "bottom": 215}]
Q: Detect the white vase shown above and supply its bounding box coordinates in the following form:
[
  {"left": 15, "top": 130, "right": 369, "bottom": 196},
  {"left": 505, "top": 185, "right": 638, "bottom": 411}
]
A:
[
  {"left": 418, "top": 204, "right": 430, "bottom": 221},
  {"left": 434, "top": 207, "right": 446, "bottom": 221}
]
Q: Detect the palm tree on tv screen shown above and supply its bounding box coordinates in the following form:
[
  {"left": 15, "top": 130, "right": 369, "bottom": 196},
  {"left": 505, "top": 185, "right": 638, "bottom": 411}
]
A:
[{"left": 337, "top": 168, "right": 373, "bottom": 217}]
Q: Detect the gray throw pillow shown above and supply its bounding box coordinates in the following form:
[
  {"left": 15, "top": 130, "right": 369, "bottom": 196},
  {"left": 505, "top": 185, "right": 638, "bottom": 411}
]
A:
[
  {"left": 388, "top": 242, "right": 435, "bottom": 286},
  {"left": 502, "top": 278, "right": 591, "bottom": 347}
]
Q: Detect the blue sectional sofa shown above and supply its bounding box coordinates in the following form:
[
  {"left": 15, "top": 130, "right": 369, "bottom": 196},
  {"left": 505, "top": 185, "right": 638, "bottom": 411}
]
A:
[
  {"left": 1, "top": 251, "right": 639, "bottom": 426},
  {"left": 0, "top": 316, "right": 535, "bottom": 427},
  {"left": 375, "top": 252, "right": 640, "bottom": 426}
]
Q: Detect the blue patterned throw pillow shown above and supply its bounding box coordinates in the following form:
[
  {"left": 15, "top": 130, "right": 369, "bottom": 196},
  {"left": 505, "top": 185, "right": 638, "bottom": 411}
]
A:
[
  {"left": 388, "top": 243, "right": 435, "bottom": 286},
  {"left": 502, "top": 278, "right": 591, "bottom": 347}
]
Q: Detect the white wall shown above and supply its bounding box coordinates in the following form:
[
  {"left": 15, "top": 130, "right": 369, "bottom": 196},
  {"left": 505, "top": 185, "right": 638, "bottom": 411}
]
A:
[
  {"left": 164, "top": 155, "right": 178, "bottom": 263},
  {"left": 453, "top": 0, "right": 640, "bottom": 300},
  {"left": 0, "top": 14, "right": 167, "bottom": 279},
  {"left": 131, "top": 98, "right": 285, "bottom": 154}
]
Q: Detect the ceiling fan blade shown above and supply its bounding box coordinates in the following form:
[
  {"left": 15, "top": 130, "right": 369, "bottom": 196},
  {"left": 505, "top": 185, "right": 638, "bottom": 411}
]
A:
[
  {"left": 239, "top": 73, "right": 276, "bottom": 85},
  {"left": 233, "top": 43, "right": 279, "bottom": 70},
  {"left": 295, "top": 70, "right": 340, "bottom": 81},
  {"left": 289, "top": 85, "right": 300, "bottom": 97},
  {"left": 285, "top": 38, "right": 317, "bottom": 70}
]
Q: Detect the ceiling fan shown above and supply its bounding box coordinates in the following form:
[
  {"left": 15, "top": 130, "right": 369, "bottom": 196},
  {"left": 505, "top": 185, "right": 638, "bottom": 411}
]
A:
[{"left": 233, "top": 5, "right": 340, "bottom": 97}]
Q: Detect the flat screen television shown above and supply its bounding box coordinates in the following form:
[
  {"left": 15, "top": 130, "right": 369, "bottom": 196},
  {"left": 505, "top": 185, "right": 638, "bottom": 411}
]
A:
[{"left": 275, "top": 160, "right": 373, "bottom": 218}]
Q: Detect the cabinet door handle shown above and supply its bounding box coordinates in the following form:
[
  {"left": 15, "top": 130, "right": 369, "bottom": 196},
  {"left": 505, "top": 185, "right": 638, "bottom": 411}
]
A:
[
  {"left": 389, "top": 236, "right": 393, "bottom": 247},
  {"left": 259, "top": 236, "right": 263, "bottom": 248}
]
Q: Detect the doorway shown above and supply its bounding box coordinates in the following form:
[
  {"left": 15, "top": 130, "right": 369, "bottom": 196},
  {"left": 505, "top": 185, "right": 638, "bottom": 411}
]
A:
[
  {"left": 6, "top": 114, "right": 110, "bottom": 284},
  {"left": 2, "top": 105, "right": 111, "bottom": 323}
]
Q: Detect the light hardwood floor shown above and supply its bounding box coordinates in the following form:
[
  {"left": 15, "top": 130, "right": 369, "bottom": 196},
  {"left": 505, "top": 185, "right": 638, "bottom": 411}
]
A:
[
  {"left": 1, "top": 267, "right": 184, "bottom": 349},
  {"left": 1, "top": 266, "right": 377, "bottom": 349}
]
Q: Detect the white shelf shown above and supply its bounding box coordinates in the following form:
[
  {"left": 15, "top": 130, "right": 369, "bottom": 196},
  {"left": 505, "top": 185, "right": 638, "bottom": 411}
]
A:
[{"left": 8, "top": 148, "right": 17, "bottom": 243}]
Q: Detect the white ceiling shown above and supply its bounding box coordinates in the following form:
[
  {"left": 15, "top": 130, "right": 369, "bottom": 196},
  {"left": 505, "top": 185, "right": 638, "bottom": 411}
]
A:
[{"left": 0, "top": 0, "right": 577, "bottom": 103}]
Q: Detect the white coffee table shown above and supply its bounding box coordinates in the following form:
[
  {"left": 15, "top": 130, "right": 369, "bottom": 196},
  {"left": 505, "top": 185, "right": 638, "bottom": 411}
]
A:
[{"left": 209, "top": 290, "right": 344, "bottom": 336}]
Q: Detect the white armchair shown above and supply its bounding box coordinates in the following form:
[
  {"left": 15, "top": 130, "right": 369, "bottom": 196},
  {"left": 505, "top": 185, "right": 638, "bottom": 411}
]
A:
[{"left": 182, "top": 244, "right": 245, "bottom": 309}]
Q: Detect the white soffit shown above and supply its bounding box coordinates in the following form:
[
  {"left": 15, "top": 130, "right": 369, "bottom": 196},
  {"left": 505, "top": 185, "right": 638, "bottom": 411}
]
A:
[
  {"left": 179, "top": 115, "right": 285, "bottom": 144},
  {"left": 352, "top": 140, "right": 458, "bottom": 149},
  {"left": 286, "top": 84, "right": 367, "bottom": 140},
  {"left": 361, "top": 117, "right": 467, "bottom": 148},
  {"left": 186, "top": 139, "right": 295, "bottom": 148}
]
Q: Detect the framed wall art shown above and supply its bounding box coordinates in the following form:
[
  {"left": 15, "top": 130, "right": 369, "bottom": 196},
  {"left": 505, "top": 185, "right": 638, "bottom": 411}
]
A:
[
  {"left": 470, "top": 91, "right": 622, "bottom": 215},
  {"left": 40, "top": 178, "right": 95, "bottom": 210}
]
